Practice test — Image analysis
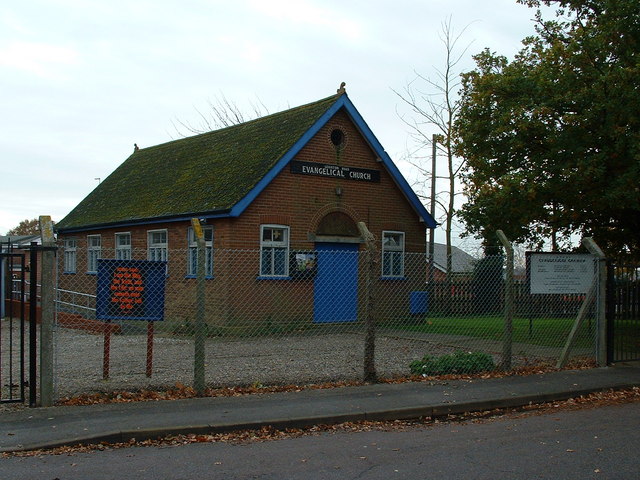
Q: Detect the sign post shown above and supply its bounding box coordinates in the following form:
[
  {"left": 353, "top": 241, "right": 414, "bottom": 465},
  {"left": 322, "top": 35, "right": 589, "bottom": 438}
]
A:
[{"left": 146, "top": 322, "right": 154, "bottom": 377}]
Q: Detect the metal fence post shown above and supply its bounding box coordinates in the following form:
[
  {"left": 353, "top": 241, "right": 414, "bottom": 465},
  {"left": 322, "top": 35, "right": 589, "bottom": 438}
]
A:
[
  {"left": 191, "top": 218, "right": 206, "bottom": 394},
  {"left": 605, "top": 260, "right": 615, "bottom": 364},
  {"left": 39, "top": 216, "right": 55, "bottom": 407},
  {"left": 556, "top": 237, "right": 605, "bottom": 368},
  {"left": 496, "top": 230, "right": 513, "bottom": 370},
  {"left": 582, "top": 238, "right": 607, "bottom": 367},
  {"left": 28, "top": 243, "right": 38, "bottom": 407}
]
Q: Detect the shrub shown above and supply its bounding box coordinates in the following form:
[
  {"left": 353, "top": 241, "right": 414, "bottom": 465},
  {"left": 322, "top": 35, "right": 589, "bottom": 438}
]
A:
[{"left": 410, "top": 350, "right": 496, "bottom": 376}]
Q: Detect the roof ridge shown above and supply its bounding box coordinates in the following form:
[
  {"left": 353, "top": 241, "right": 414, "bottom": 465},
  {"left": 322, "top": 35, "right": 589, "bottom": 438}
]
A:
[
  {"left": 56, "top": 92, "right": 344, "bottom": 231},
  {"left": 135, "top": 94, "right": 342, "bottom": 154}
]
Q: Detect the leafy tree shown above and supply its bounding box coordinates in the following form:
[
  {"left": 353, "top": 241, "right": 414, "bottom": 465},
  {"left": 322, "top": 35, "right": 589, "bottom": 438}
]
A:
[
  {"left": 472, "top": 252, "right": 505, "bottom": 314},
  {"left": 6, "top": 218, "right": 39, "bottom": 236},
  {"left": 455, "top": 0, "right": 640, "bottom": 258}
]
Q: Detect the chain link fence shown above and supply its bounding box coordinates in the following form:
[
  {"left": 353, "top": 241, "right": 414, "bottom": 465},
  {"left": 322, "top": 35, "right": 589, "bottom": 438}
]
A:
[{"left": 51, "top": 245, "right": 599, "bottom": 400}]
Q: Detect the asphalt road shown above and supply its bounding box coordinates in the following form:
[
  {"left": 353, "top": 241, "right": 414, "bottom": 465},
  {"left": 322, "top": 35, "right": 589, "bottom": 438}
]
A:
[{"left": 2, "top": 401, "right": 639, "bottom": 480}]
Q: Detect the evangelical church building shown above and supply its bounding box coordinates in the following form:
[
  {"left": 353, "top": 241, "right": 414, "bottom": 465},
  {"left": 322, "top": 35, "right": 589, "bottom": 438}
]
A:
[{"left": 55, "top": 86, "right": 437, "bottom": 328}]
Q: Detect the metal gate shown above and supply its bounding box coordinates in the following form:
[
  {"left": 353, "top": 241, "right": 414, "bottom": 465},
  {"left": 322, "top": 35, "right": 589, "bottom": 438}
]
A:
[
  {"left": 607, "top": 262, "right": 640, "bottom": 363},
  {"left": 0, "top": 247, "right": 27, "bottom": 403}
]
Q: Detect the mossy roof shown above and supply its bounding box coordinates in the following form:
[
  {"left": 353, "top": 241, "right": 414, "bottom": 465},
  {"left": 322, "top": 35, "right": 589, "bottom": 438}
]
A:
[{"left": 56, "top": 94, "right": 341, "bottom": 232}]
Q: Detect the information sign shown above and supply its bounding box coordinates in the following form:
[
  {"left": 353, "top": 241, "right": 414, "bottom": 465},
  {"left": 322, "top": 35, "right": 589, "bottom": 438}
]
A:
[
  {"left": 528, "top": 253, "right": 596, "bottom": 294},
  {"left": 96, "top": 259, "right": 166, "bottom": 321},
  {"left": 290, "top": 160, "right": 380, "bottom": 183}
]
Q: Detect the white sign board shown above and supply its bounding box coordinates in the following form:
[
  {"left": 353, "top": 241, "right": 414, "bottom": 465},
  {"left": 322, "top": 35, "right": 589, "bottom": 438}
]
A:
[{"left": 529, "top": 253, "right": 596, "bottom": 294}]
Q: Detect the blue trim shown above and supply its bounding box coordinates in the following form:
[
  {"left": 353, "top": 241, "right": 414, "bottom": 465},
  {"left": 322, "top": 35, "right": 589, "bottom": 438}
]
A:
[
  {"left": 230, "top": 94, "right": 437, "bottom": 227},
  {"left": 339, "top": 97, "right": 437, "bottom": 228},
  {"left": 230, "top": 99, "right": 347, "bottom": 218},
  {"left": 256, "top": 276, "right": 292, "bottom": 281},
  {"left": 185, "top": 275, "right": 214, "bottom": 280},
  {"left": 57, "top": 211, "right": 231, "bottom": 235}
]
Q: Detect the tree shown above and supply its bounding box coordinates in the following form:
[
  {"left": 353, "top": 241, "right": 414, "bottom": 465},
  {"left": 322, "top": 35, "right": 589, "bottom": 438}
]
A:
[
  {"left": 6, "top": 218, "right": 39, "bottom": 236},
  {"left": 472, "top": 252, "right": 505, "bottom": 314},
  {"left": 171, "top": 93, "right": 270, "bottom": 137},
  {"left": 395, "top": 18, "right": 472, "bottom": 276},
  {"left": 455, "top": 0, "right": 640, "bottom": 258}
]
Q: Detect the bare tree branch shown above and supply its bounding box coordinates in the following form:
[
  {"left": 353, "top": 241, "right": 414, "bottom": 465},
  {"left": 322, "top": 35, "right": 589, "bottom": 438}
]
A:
[
  {"left": 170, "top": 93, "right": 270, "bottom": 138},
  {"left": 393, "top": 16, "right": 473, "bottom": 278}
]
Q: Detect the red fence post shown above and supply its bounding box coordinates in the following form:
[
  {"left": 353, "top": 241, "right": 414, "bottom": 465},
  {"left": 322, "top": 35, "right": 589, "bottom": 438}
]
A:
[
  {"left": 103, "top": 322, "right": 111, "bottom": 380},
  {"left": 146, "top": 321, "right": 154, "bottom": 377}
]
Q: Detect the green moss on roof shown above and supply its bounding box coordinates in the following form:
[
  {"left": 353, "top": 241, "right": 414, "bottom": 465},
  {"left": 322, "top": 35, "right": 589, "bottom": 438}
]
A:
[{"left": 57, "top": 94, "right": 340, "bottom": 231}]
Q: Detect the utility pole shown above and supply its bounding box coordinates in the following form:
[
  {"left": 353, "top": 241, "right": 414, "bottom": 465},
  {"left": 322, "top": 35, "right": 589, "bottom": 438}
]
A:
[{"left": 428, "top": 134, "right": 437, "bottom": 285}]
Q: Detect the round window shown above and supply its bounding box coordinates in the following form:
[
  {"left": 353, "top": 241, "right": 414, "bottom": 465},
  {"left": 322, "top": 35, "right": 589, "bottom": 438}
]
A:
[{"left": 330, "top": 128, "right": 345, "bottom": 147}]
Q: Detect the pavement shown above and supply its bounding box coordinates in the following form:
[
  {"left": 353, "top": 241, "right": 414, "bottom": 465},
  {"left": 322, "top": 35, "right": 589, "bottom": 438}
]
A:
[{"left": 2, "top": 363, "right": 640, "bottom": 453}]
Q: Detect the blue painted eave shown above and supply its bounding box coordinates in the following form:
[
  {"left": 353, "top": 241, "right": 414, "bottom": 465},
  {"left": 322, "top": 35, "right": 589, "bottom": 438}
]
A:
[
  {"left": 231, "top": 94, "right": 437, "bottom": 229},
  {"left": 58, "top": 94, "right": 437, "bottom": 235}
]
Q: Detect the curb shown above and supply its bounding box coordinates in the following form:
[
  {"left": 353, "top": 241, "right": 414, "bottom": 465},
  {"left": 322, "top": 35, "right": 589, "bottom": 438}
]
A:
[{"left": 3, "top": 382, "right": 636, "bottom": 454}]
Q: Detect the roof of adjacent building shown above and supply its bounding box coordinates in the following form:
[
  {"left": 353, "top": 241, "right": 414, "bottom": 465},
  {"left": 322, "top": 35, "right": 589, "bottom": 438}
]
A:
[
  {"left": 0, "top": 235, "right": 41, "bottom": 252},
  {"left": 56, "top": 91, "right": 436, "bottom": 233},
  {"left": 432, "top": 243, "right": 477, "bottom": 274}
]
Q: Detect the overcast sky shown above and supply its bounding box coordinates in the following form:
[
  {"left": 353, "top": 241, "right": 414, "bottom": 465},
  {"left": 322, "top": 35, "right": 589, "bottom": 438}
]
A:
[{"left": 1, "top": 0, "right": 544, "bottom": 245}]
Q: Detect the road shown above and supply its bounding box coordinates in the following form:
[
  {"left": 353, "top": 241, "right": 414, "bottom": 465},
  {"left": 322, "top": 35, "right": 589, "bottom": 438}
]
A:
[{"left": 2, "top": 402, "right": 638, "bottom": 480}]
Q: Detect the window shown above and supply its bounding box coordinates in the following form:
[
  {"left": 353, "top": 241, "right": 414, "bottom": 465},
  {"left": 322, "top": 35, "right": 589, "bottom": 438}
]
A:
[
  {"left": 382, "top": 231, "right": 405, "bottom": 277},
  {"left": 115, "top": 233, "right": 132, "bottom": 260},
  {"left": 87, "top": 235, "right": 101, "bottom": 273},
  {"left": 188, "top": 226, "right": 213, "bottom": 277},
  {"left": 148, "top": 230, "right": 168, "bottom": 272},
  {"left": 330, "top": 128, "right": 345, "bottom": 148},
  {"left": 64, "top": 238, "right": 77, "bottom": 273},
  {"left": 260, "top": 225, "right": 289, "bottom": 277}
]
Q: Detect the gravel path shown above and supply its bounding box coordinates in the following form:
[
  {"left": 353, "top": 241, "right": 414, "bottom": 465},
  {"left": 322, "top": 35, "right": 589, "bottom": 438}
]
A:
[
  {"left": 2, "top": 320, "right": 578, "bottom": 405},
  {"left": 52, "top": 327, "right": 463, "bottom": 399}
]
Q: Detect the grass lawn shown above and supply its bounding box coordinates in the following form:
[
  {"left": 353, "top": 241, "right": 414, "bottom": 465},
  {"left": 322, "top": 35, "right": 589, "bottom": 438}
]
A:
[{"left": 394, "top": 315, "right": 596, "bottom": 349}]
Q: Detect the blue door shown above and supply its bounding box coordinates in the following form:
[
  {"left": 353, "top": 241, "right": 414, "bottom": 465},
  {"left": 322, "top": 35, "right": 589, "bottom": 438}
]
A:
[{"left": 314, "top": 243, "right": 359, "bottom": 323}]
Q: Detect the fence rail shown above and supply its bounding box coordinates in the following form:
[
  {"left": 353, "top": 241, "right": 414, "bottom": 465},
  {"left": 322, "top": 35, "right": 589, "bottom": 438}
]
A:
[{"left": 607, "top": 262, "right": 640, "bottom": 362}]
